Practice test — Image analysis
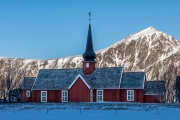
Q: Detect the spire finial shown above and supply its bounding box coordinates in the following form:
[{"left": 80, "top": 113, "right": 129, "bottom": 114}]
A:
[{"left": 89, "top": 12, "right": 91, "bottom": 24}]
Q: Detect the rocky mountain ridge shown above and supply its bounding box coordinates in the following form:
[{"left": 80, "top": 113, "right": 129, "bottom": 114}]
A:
[{"left": 0, "top": 26, "right": 180, "bottom": 84}]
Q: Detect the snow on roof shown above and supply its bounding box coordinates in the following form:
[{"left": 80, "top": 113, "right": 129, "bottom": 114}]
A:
[
  {"left": 82, "top": 67, "right": 123, "bottom": 89},
  {"left": 32, "top": 67, "right": 124, "bottom": 90},
  {"left": 120, "top": 72, "right": 146, "bottom": 89},
  {"left": 20, "top": 77, "right": 36, "bottom": 89},
  {"left": 144, "top": 81, "right": 165, "bottom": 95}
]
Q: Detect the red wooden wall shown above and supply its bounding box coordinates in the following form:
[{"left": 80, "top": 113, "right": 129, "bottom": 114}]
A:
[
  {"left": 31, "top": 90, "right": 61, "bottom": 102},
  {"left": 143, "top": 95, "right": 164, "bottom": 103},
  {"left": 83, "top": 62, "right": 96, "bottom": 75},
  {"left": 120, "top": 89, "right": 144, "bottom": 102},
  {"left": 20, "top": 89, "right": 32, "bottom": 102},
  {"left": 69, "top": 77, "right": 90, "bottom": 102},
  {"left": 32, "top": 90, "right": 41, "bottom": 102},
  {"left": 48, "top": 90, "right": 61, "bottom": 102},
  {"left": 21, "top": 89, "right": 162, "bottom": 103},
  {"left": 104, "top": 89, "right": 120, "bottom": 102},
  {"left": 144, "top": 95, "right": 155, "bottom": 103}
]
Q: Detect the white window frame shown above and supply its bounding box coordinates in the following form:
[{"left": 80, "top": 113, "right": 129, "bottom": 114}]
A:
[
  {"left": 62, "top": 90, "right": 68, "bottom": 102},
  {"left": 41, "top": 91, "right": 47, "bottom": 102},
  {"left": 26, "top": 90, "right": 30, "bottom": 97},
  {"left": 96, "top": 90, "right": 103, "bottom": 102},
  {"left": 86, "top": 63, "right": 89, "bottom": 68},
  {"left": 127, "top": 90, "right": 134, "bottom": 101}
]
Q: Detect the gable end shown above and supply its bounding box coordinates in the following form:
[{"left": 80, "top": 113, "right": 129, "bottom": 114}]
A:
[{"left": 68, "top": 74, "right": 90, "bottom": 89}]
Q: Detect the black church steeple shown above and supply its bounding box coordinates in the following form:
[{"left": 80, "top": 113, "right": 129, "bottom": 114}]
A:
[
  {"left": 82, "top": 13, "right": 96, "bottom": 75},
  {"left": 83, "top": 12, "right": 96, "bottom": 62},
  {"left": 83, "top": 24, "right": 96, "bottom": 61}
]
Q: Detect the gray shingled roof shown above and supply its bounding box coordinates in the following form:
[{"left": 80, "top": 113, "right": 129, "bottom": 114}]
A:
[
  {"left": 144, "top": 81, "right": 165, "bottom": 95},
  {"left": 32, "top": 67, "right": 123, "bottom": 90},
  {"left": 81, "top": 67, "right": 123, "bottom": 89},
  {"left": 120, "top": 72, "right": 146, "bottom": 89},
  {"left": 20, "top": 77, "right": 36, "bottom": 89}
]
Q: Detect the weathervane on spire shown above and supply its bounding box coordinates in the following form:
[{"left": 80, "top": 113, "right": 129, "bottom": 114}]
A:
[{"left": 89, "top": 12, "right": 91, "bottom": 24}]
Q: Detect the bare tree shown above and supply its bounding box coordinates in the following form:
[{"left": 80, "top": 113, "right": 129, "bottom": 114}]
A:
[
  {"left": 0, "top": 59, "right": 26, "bottom": 102},
  {"left": 163, "top": 64, "right": 178, "bottom": 103},
  {"left": 7, "top": 70, "right": 26, "bottom": 102},
  {"left": 0, "top": 76, "right": 6, "bottom": 101},
  {"left": 175, "top": 77, "right": 180, "bottom": 103}
]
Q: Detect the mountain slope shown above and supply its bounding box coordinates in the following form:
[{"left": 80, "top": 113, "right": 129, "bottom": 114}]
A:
[
  {"left": 0, "top": 26, "right": 180, "bottom": 83},
  {"left": 96, "top": 27, "right": 180, "bottom": 79}
]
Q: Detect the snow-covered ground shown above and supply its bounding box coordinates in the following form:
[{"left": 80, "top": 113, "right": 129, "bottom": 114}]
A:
[{"left": 0, "top": 103, "right": 180, "bottom": 120}]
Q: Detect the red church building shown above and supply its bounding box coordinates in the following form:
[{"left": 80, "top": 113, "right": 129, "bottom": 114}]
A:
[{"left": 20, "top": 20, "right": 165, "bottom": 103}]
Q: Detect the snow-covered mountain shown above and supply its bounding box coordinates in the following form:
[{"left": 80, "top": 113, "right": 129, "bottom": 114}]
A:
[{"left": 1, "top": 26, "right": 180, "bottom": 83}]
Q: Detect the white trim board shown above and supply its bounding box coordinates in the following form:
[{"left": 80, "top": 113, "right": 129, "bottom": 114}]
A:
[
  {"left": 119, "top": 68, "right": 124, "bottom": 89},
  {"left": 142, "top": 72, "right": 146, "bottom": 89},
  {"left": 68, "top": 74, "right": 90, "bottom": 89},
  {"left": 31, "top": 70, "right": 40, "bottom": 90}
]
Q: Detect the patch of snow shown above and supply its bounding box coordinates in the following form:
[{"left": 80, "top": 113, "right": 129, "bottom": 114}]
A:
[
  {"left": 130, "top": 27, "right": 159, "bottom": 39},
  {"left": 159, "top": 47, "right": 179, "bottom": 61},
  {"left": 0, "top": 103, "right": 180, "bottom": 120},
  {"left": 23, "top": 59, "right": 36, "bottom": 64}
]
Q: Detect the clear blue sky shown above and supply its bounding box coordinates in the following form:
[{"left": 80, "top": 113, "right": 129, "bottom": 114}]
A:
[{"left": 0, "top": 0, "right": 180, "bottom": 60}]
